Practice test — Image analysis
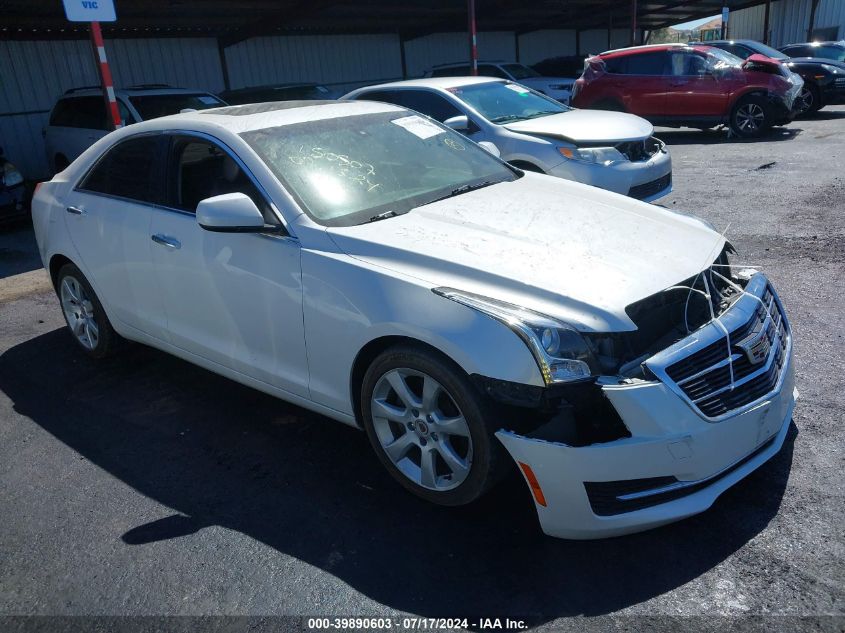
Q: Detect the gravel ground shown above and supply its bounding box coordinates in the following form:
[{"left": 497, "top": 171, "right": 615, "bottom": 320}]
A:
[{"left": 0, "top": 108, "right": 843, "bottom": 633}]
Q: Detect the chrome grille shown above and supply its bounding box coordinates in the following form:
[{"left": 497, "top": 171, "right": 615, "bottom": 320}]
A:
[
  {"left": 835, "top": 77, "right": 845, "bottom": 88},
  {"left": 646, "top": 274, "right": 791, "bottom": 421}
]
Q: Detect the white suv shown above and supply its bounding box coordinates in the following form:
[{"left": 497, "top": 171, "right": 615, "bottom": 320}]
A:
[
  {"left": 44, "top": 85, "right": 225, "bottom": 173},
  {"left": 425, "top": 61, "right": 575, "bottom": 103}
]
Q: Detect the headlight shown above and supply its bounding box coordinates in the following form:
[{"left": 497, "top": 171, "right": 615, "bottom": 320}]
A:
[
  {"left": 2, "top": 161, "right": 23, "bottom": 188},
  {"left": 558, "top": 146, "right": 626, "bottom": 165},
  {"left": 433, "top": 287, "right": 596, "bottom": 385},
  {"left": 820, "top": 64, "right": 840, "bottom": 74}
]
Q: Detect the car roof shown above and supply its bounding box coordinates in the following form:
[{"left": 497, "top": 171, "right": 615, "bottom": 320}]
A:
[
  {"left": 61, "top": 86, "right": 216, "bottom": 99},
  {"left": 354, "top": 76, "right": 503, "bottom": 91},
  {"left": 598, "top": 43, "right": 705, "bottom": 58},
  {"left": 121, "top": 99, "right": 404, "bottom": 135},
  {"left": 220, "top": 83, "right": 321, "bottom": 93},
  {"left": 430, "top": 60, "right": 509, "bottom": 68},
  {"left": 782, "top": 41, "right": 844, "bottom": 47}
]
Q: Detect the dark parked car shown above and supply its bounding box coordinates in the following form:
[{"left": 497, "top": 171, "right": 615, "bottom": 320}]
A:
[
  {"left": 0, "top": 146, "right": 28, "bottom": 225},
  {"left": 531, "top": 55, "right": 589, "bottom": 79},
  {"left": 702, "top": 39, "right": 845, "bottom": 114},
  {"left": 571, "top": 44, "right": 804, "bottom": 138},
  {"left": 219, "top": 83, "right": 338, "bottom": 105},
  {"left": 780, "top": 41, "right": 845, "bottom": 62}
]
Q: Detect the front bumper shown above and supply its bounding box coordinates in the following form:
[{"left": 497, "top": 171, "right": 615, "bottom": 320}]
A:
[
  {"left": 497, "top": 273, "right": 797, "bottom": 539},
  {"left": 821, "top": 77, "right": 845, "bottom": 104},
  {"left": 0, "top": 182, "right": 28, "bottom": 223},
  {"left": 548, "top": 145, "right": 672, "bottom": 202}
]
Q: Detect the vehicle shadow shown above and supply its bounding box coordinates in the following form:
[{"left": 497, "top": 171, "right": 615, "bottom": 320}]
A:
[
  {"left": 803, "top": 109, "right": 845, "bottom": 121},
  {"left": 658, "top": 126, "right": 802, "bottom": 146},
  {"left": 0, "top": 329, "right": 797, "bottom": 624}
]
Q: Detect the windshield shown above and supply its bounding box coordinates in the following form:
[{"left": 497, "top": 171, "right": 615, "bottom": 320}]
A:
[
  {"left": 241, "top": 111, "right": 517, "bottom": 226},
  {"left": 502, "top": 63, "right": 541, "bottom": 79},
  {"left": 128, "top": 93, "right": 224, "bottom": 120},
  {"left": 448, "top": 81, "right": 568, "bottom": 123},
  {"left": 812, "top": 45, "right": 845, "bottom": 61},
  {"left": 749, "top": 42, "right": 789, "bottom": 59}
]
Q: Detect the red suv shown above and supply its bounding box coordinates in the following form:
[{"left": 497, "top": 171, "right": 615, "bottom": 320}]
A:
[{"left": 571, "top": 44, "right": 804, "bottom": 137}]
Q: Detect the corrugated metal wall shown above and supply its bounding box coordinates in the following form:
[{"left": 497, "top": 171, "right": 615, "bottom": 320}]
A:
[
  {"left": 224, "top": 34, "right": 402, "bottom": 93},
  {"left": 2, "top": 25, "right": 632, "bottom": 180},
  {"left": 729, "top": 0, "right": 845, "bottom": 46},
  {"left": 403, "top": 31, "right": 516, "bottom": 77},
  {"left": 0, "top": 37, "right": 224, "bottom": 179}
]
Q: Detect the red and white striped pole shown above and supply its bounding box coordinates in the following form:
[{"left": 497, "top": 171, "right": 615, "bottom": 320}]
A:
[
  {"left": 90, "top": 21, "right": 122, "bottom": 130},
  {"left": 467, "top": 0, "right": 478, "bottom": 76}
]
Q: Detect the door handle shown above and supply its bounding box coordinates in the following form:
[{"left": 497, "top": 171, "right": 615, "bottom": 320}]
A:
[
  {"left": 151, "top": 234, "right": 181, "bottom": 249},
  {"left": 66, "top": 206, "right": 85, "bottom": 215}
]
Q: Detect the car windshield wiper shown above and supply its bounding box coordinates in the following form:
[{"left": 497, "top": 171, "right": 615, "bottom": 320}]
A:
[
  {"left": 489, "top": 114, "right": 525, "bottom": 123},
  {"left": 366, "top": 209, "right": 408, "bottom": 223},
  {"left": 422, "top": 180, "right": 501, "bottom": 206},
  {"left": 524, "top": 110, "right": 562, "bottom": 119}
]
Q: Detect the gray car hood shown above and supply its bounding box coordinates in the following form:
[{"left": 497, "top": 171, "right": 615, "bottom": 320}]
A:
[
  {"left": 327, "top": 174, "right": 723, "bottom": 333},
  {"left": 503, "top": 109, "right": 654, "bottom": 144}
]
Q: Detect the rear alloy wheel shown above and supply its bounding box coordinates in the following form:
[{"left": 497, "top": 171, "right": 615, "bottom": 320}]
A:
[
  {"left": 796, "top": 84, "right": 822, "bottom": 116},
  {"left": 730, "top": 96, "right": 771, "bottom": 138},
  {"left": 361, "top": 345, "right": 506, "bottom": 506},
  {"left": 57, "top": 263, "right": 119, "bottom": 358}
]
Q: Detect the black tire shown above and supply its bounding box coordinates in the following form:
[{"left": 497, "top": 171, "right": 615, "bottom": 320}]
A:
[
  {"left": 360, "top": 344, "right": 507, "bottom": 506},
  {"left": 730, "top": 94, "right": 772, "bottom": 138},
  {"left": 56, "top": 263, "right": 120, "bottom": 359},
  {"left": 796, "top": 83, "right": 823, "bottom": 116},
  {"left": 54, "top": 154, "right": 70, "bottom": 173}
]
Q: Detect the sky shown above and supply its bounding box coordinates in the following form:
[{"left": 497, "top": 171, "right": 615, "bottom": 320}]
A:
[{"left": 672, "top": 14, "right": 720, "bottom": 31}]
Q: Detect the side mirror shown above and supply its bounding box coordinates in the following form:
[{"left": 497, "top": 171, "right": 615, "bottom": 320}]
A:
[
  {"left": 477, "top": 141, "right": 501, "bottom": 158},
  {"left": 196, "top": 192, "right": 278, "bottom": 233},
  {"left": 443, "top": 115, "right": 470, "bottom": 131}
]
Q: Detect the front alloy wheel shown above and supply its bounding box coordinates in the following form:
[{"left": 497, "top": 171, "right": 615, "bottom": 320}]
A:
[
  {"left": 370, "top": 368, "right": 472, "bottom": 491},
  {"left": 361, "top": 345, "right": 506, "bottom": 506},
  {"left": 735, "top": 103, "right": 766, "bottom": 134}
]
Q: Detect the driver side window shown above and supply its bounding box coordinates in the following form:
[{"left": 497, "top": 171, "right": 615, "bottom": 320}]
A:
[{"left": 168, "top": 138, "right": 277, "bottom": 225}]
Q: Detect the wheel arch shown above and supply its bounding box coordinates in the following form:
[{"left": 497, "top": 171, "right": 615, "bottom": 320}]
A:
[
  {"left": 349, "top": 335, "right": 470, "bottom": 429},
  {"left": 48, "top": 253, "right": 75, "bottom": 290}
]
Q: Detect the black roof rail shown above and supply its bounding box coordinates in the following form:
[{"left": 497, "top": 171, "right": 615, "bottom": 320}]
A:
[
  {"left": 125, "top": 83, "right": 173, "bottom": 90},
  {"left": 63, "top": 86, "right": 102, "bottom": 94}
]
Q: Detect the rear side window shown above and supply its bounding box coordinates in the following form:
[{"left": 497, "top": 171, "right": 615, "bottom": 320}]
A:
[
  {"left": 78, "top": 136, "right": 164, "bottom": 203},
  {"left": 782, "top": 45, "right": 812, "bottom": 57},
  {"left": 626, "top": 52, "right": 669, "bottom": 75},
  {"left": 49, "top": 97, "right": 108, "bottom": 130}
]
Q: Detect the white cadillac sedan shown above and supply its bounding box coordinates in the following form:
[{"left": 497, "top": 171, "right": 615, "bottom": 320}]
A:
[{"left": 32, "top": 100, "right": 796, "bottom": 539}]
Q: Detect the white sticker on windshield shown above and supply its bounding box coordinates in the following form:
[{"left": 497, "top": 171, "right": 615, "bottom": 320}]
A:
[
  {"left": 504, "top": 83, "right": 530, "bottom": 94},
  {"left": 391, "top": 115, "right": 444, "bottom": 139},
  {"left": 198, "top": 96, "right": 219, "bottom": 105}
]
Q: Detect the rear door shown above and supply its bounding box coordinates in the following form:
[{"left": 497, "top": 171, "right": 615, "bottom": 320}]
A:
[
  {"left": 62, "top": 134, "right": 168, "bottom": 337},
  {"left": 606, "top": 51, "right": 669, "bottom": 117},
  {"left": 46, "top": 97, "right": 111, "bottom": 166},
  {"left": 665, "top": 50, "right": 728, "bottom": 117}
]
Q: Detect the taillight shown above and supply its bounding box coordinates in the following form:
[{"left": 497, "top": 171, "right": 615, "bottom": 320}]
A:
[{"left": 34, "top": 181, "right": 44, "bottom": 197}]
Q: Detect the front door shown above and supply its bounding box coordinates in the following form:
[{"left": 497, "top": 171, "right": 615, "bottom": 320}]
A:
[
  {"left": 665, "top": 51, "right": 728, "bottom": 118},
  {"left": 148, "top": 135, "right": 309, "bottom": 397}
]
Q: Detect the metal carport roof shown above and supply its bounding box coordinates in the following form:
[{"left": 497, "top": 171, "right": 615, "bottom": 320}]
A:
[{"left": 2, "top": 0, "right": 772, "bottom": 41}]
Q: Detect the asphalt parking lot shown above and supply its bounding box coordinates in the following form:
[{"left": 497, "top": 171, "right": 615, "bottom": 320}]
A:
[{"left": 1, "top": 108, "right": 843, "bottom": 632}]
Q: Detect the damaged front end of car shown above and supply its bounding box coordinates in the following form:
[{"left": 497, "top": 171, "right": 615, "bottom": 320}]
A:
[{"left": 472, "top": 248, "right": 797, "bottom": 539}]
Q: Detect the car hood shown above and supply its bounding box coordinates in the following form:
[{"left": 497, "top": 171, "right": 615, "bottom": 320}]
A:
[
  {"left": 787, "top": 56, "right": 845, "bottom": 70},
  {"left": 502, "top": 109, "right": 654, "bottom": 144},
  {"left": 326, "top": 174, "right": 724, "bottom": 332}
]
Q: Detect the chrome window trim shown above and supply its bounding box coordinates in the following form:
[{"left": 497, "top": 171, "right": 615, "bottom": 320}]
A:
[
  {"left": 645, "top": 273, "right": 793, "bottom": 423},
  {"left": 73, "top": 128, "right": 298, "bottom": 240}
]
